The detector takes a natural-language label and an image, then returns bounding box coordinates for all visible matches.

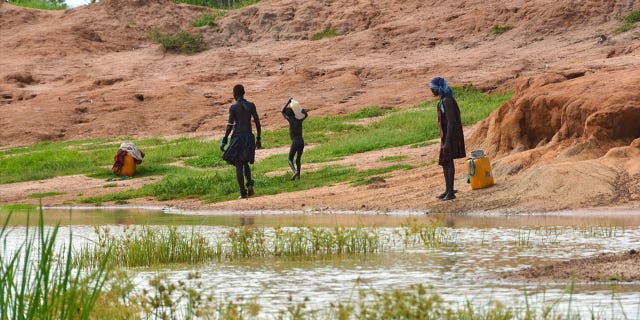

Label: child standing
[281,98,308,180]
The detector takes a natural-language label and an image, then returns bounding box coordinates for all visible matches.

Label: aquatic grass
[0,209,111,319]
[513,228,532,247]
[77,225,386,268]
[273,226,382,257]
[75,225,218,268]
[400,216,457,248]
[578,224,623,238]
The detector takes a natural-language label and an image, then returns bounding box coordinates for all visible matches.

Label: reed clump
[400,217,457,248]
[76,225,384,268]
[75,225,218,268]
[0,210,110,319]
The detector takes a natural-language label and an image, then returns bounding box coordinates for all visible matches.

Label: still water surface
[3,208,640,318]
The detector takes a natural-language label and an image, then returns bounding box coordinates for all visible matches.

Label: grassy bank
[0,87,512,205]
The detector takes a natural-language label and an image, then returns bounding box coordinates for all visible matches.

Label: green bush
[310,28,340,41]
[148,30,207,54]
[613,9,640,33]
[491,24,513,34]
[625,9,640,23]
[191,12,224,27]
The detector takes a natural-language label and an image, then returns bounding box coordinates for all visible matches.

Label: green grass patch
[27,191,66,198]
[148,30,207,54]
[175,0,260,9]
[8,0,66,9]
[491,24,513,34]
[613,9,640,33]
[191,11,224,27]
[625,9,640,23]
[310,27,340,41]
[613,22,636,33]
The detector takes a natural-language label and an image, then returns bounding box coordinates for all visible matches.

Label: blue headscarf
[429,77,453,113]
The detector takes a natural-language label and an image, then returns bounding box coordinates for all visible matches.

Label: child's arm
[281,98,293,120]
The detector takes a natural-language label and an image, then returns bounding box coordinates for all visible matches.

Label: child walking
[281,98,308,180]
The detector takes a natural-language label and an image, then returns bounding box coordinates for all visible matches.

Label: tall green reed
[76,225,385,268]
[0,208,110,319]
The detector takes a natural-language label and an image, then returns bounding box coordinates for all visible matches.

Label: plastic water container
[119,153,137,177]
[467,150,494,190]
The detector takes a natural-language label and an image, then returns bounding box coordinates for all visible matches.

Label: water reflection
[2,207,640,228]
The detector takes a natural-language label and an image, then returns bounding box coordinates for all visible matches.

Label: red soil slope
[0,0,638,212]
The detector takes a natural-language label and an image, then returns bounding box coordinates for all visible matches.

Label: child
[281,98,308,180]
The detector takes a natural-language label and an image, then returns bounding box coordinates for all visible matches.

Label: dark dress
[437,95,466,165]
[222,99,261,166]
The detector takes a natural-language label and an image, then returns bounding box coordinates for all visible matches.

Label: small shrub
[613,22,635,34]
[148,30,206,54]
[491,24,513,34]
[191,12,223,27]
[625,9,640,23]
[310,28,340,41]
[613,9,640,33]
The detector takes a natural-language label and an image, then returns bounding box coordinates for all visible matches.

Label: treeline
[175,0,260,9]
[7,0,67,9]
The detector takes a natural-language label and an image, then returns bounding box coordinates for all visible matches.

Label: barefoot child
[281,98,308,180]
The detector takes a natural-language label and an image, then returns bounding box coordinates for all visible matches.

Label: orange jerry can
[119,153,137,177]
[467,150,494,190]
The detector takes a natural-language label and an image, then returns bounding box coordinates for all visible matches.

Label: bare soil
[1,0,640,280]
[503,249,640,283]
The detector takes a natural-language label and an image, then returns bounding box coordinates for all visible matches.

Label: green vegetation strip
[75,218,454,268]
[0,87,512,205]
[175,0,260,9]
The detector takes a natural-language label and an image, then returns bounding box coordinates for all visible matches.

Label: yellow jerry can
[467,155,494,190]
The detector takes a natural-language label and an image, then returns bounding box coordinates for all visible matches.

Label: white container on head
[289,99,305,120]
[470,149,485,159]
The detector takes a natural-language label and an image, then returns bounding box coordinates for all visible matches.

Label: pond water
[3,208,640,319]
